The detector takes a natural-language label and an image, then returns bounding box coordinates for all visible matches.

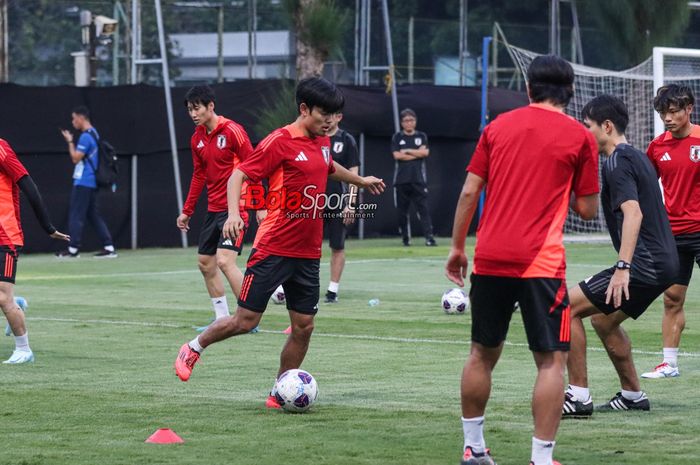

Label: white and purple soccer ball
[270,285,286,305]
[274,369,319,413]
[441,288,469,314]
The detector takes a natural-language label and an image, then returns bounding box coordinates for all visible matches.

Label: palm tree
[285,0,347,78]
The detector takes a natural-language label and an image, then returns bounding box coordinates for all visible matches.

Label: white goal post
[653,46,700,137]
[505,44,700,234]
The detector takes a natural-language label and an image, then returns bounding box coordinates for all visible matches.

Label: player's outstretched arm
[223,169,249,239]
[446,172,484,287]
[329,161,385,195]
[17,175,69,241]
[605,200,641,308]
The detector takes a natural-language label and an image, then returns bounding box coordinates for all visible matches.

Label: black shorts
[673,232,700,286]
[469,274,571,352]
[579,267,670,319]
[0,246,20,284]
[324,209,347,250]
[238,249,320,314]
[198,211,246,255]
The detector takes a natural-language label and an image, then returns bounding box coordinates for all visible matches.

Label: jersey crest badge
[333,141,344,153]
[690,145,700,163]
[414,137,422,146]
[217,134,227,149]
[322,146,330,164]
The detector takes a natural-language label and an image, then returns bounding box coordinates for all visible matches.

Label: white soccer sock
[531,437,555,465]
[328,281,339,293]
[188,336,204,353]
[212,296,229,319]
[620,389,643,401]
[567,384,590,401]
[663,347,678,366]
[104,245,115,252]
[68,246,78,254]
[14,333,30,351]
[461,416,486,454]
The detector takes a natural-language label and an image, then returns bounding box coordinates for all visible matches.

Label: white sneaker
[3,349,34,364]
[641,361,679,379]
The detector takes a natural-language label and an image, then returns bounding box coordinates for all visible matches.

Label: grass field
[0,238,698,465]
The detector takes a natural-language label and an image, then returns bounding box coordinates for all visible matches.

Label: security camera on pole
[71,10,118,86]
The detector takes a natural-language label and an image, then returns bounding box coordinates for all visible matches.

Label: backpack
[84,130,119,190]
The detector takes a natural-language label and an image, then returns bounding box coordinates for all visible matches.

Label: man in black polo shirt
[323,113,359,303]
[562,95,678,418]
[391,108,436,246]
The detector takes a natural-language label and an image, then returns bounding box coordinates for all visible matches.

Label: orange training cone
[145,428,184,444]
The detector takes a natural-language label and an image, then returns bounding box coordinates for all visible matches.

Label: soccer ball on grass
[270,285,285,305]
[441,288,469,314]
[274,369,318,413]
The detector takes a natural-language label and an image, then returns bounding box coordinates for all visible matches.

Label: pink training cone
[283,326,292,335]
[145,428,184,444]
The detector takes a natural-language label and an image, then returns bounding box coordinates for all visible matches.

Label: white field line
[19,259,605,281]
[26,316,700,358]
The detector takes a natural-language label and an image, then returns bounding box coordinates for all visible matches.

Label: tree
[285,0,347,78]
[580,0,690,68]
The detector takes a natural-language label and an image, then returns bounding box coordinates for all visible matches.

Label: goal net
[504,45,700,234]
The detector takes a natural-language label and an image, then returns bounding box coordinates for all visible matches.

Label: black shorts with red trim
[673,232,700,286]
[469,274,571,352]
[0,245,20,284]
[238,249,320,314]
[579,267,671,319]
[198,211,247,255]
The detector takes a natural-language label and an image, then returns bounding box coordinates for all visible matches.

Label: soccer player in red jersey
[0,138,69,364]
[562,96,677,419]
[641,85,700,379]
[176,86,257,331]
[174,78,385,407]
[446,56,599,465]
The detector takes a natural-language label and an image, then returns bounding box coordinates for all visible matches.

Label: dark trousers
[69,185,113,250]
[395,183,433,242]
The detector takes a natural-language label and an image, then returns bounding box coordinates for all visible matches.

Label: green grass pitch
[0,239,698,465]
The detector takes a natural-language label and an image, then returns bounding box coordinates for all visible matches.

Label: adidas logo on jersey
[660,152,672,161]
[295,152,309,161]
[196,140,204,149]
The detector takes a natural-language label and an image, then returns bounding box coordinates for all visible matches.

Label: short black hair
[184,85,216,107]
[653,84,695,113]
[295,77,345,114]
[72,106,90,120]
[526,55,575,106]
[581,95,629,135]
[400,108,417,120]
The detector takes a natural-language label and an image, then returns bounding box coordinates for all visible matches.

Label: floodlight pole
[380,0,399,133]
[154,0,186,247]
[477,36,492,220]
[458,0,468,86]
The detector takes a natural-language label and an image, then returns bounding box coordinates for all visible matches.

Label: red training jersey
[183,116,254,220]
[0,138,29,248]
[239,124,335,260]
[646,125,700,236]
[467,104,599,278]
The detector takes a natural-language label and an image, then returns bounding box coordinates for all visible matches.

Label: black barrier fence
[2,81,527,253]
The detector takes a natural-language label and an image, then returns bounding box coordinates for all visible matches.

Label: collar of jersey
[663,124,700,142]
[198,116,229,138]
